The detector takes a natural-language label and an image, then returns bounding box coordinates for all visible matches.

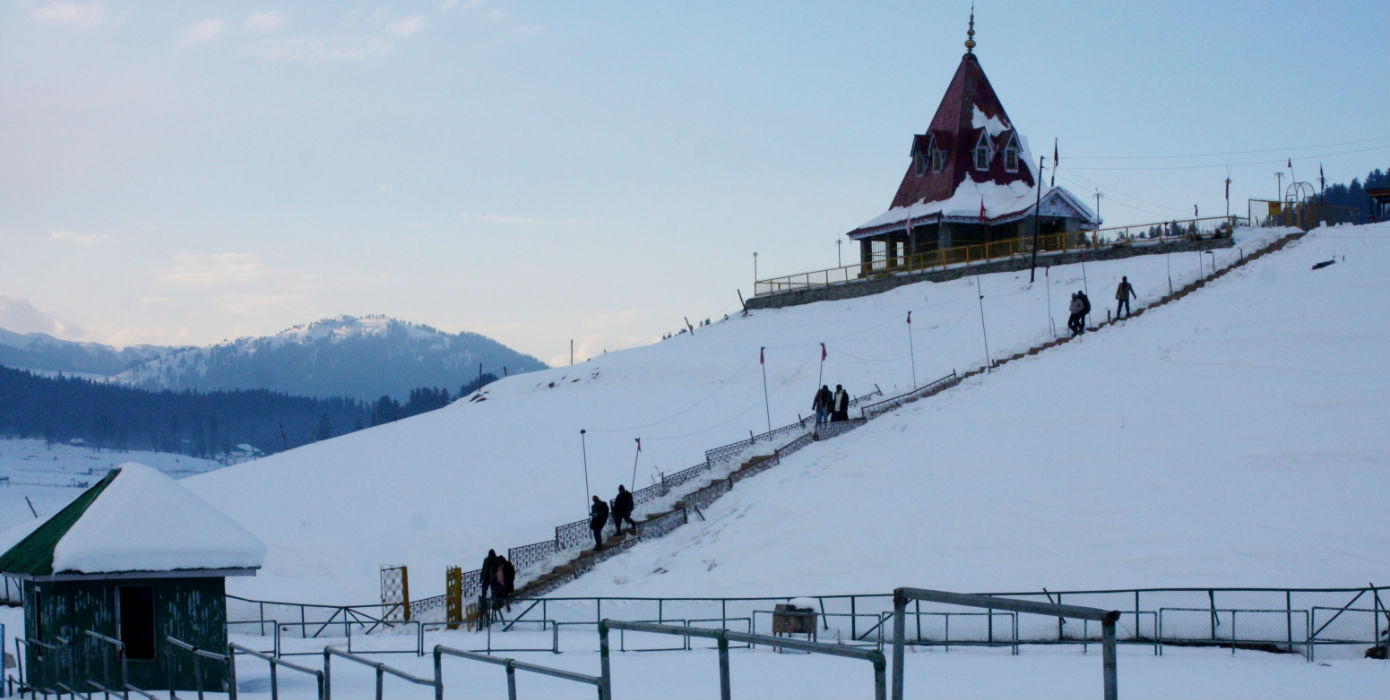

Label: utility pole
[753,252,758,289]
[836,239,842,267]
[1275,172,1283,202]
[1094,190,1102,230]
[1028,155,1046,283]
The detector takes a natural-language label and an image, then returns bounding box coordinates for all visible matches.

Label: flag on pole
[635,437,641,452]
[820,342,827,361]
[1287,158,1292,169]
[1051,139,1058,187]
[760,347,764,365]
[979,197,986,224]
[1319,163,1325,191]
[906,311,912,325]
[1225,177,1230,201]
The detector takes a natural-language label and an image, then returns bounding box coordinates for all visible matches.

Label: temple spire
[964,4,976,54]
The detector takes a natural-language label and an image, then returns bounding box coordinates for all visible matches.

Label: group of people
[478,549,516,623]
[1067,276,1138,337]
[811,384,851,425]
[589,484,636,551]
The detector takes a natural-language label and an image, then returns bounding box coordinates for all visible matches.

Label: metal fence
[755,216,1244,296]
[858,371,959,420]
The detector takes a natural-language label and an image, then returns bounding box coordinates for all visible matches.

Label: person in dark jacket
[479,549,499,624]
[1115,276,1136,318]
[812,385,833,425]
[493,555,516,613]
[1068,292,1084,336]
[612,485,636,536]
[831,384,849,422]
[1079,291,1092,331]
[589,495,609,551]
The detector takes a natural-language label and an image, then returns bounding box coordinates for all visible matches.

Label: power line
[1067,137,1389,161]
[1065,145,1387,172]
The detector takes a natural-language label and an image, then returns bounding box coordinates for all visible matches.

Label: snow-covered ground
[0,439,224,532]
[3,224,1387,698]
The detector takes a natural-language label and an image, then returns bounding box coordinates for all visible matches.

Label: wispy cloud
[439,0,488,10]
[29,1,106,27]
[461,211,577,226]
[240,35,392,64]
[215,293,310,315]
[243,10,285,34]
[178,18,225,46]
[50,228,109,245]
[160,252,268,287]
[385,16,425,38]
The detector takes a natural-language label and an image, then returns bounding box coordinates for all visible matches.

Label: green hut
[0,462,265,694]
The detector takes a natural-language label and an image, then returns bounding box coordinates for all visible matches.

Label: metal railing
[755,215,1243,297]
[433,645,605,700]
[165,635,232,700]
[858,371,959,420]
[229,643,325,700]
[322,647,437,700]
[599,620,887,700]
[891,588,1119,700]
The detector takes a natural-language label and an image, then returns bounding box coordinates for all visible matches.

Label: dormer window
[973,132,993,171]
[1003,133,1020,172]
[932,144,948,172]
[914,150,927,177]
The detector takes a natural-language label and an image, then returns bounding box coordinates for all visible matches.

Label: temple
[846,10,1098,269]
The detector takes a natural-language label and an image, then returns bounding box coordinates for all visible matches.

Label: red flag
[635,437,641,452]
[1053,138,1058,168]
[759,347,764,365]
[1225,177,1230,201]
[820,342,827,361]
[979,198,986,224]
[906,311,912,325]
[1287,158,1292,169]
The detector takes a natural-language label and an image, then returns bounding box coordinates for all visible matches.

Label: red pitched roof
[891,52,1035,210]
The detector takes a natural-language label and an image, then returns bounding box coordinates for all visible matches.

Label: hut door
[118,585,156,660]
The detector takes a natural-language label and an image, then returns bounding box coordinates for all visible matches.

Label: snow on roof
[970,105,1010,137]
[50,462,265,574]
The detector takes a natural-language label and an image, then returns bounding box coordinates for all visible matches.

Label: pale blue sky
[2,0,1386,365]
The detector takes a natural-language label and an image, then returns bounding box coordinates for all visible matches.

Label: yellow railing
[754,215,1244,297]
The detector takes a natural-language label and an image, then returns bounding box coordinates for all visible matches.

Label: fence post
[891,589,906,700]
[433,647,444,700]
[717,630,731,700]
[323,648,332,700]
[505,660,517,700]
[598,621,612,700]
[1102,615,1118,700]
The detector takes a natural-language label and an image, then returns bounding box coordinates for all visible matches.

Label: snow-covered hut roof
[0,462,265,579]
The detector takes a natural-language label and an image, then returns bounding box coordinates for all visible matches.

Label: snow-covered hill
[110,314,547,401]
[174,225,1389,606]
[0,327,173,376]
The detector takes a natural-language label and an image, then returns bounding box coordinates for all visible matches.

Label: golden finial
[965,3,976,53]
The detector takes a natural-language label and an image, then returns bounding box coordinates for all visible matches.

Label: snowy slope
[181,226,1388,606]
[557,224,1390,596]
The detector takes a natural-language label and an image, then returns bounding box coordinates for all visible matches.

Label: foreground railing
[599,620,886,700]
[433,645,605,700]
[892,588,1119,700]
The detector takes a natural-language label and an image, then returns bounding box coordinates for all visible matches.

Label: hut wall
[23,577,227,692]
